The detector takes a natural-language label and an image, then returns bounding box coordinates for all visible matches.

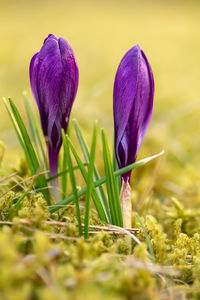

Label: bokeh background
[0,0,200,210]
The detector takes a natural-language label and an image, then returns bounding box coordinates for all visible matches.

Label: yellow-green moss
[1,172,200,299]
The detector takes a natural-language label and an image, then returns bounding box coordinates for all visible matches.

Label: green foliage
[4,98,50,204]
[24,93,48,170]
[84,122,98,239]
[73,119,109,215]
[62,131,82,236]
[4,95,162,235]
[101,129,123,227]
[66,128,109,223]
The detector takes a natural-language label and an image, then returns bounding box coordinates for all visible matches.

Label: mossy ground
[0,160,200,300]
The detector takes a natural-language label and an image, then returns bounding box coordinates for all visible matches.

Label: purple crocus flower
[30,34,79,176]
[113,44,154,182]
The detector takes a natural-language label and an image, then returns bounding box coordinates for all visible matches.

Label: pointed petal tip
[44,34,58,44]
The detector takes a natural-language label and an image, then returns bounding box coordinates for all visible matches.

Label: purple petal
[29,34,79,175]
[57,37,79,131]
[113,45,140,157]
[113,45,154,180]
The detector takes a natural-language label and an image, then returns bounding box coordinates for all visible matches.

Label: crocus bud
[30,34,79,176]
[113,44,154,182]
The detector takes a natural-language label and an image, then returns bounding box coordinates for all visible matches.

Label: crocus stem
[120,179,132,251]
[48,150,59,202]
[120,179,132,229]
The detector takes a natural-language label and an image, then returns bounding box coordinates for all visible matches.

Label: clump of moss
[165,197,200,235]
[0,191,15,219]
[18,192,50,223]
[1,164,200,300]
[145,215,168,264]
[135,214,168,264]
[133,242,149,261]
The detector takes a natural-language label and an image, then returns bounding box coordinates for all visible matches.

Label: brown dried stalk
[0,218,140,235]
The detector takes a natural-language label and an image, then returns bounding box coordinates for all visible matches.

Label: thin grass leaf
[3,98,32,167]
[49,188,87,214]
[84,122,98,239]
[49,151,164,214]
[61,144,68,199]
[101,129,123,226]
[24,93,48,170]
[67,135,110,223]
[135,213,156,263]
[113,139,121,194]
[60,124,71,198]
[5,98,50,204]
[8,98,39,173]
[73,119,110,217]
[47,163,88,182]
[62,130,82,236]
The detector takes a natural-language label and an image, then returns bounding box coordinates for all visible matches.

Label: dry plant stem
[0,172,17,184]
[0,219,139,235]
[0,171,48,198]
[120,179,132,229]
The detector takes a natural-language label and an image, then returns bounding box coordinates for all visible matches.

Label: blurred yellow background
[0,0,200,207]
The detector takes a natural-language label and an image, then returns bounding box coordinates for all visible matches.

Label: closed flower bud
[30,34,79,175]
[113,44,154,182]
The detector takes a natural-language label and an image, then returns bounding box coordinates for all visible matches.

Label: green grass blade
[3,98,32,168]
[73,119,89,160]
[112,139,121,194]
[62,130,82,236]
[6,98,50,204]
[67,135,110,223]
[24,93,48,170]
[47,163,88,182]
[135,213,156,263]
[84,122,98,239]
[49,151,164,214]
[8,98,38,173]
[61,144,68,199]
[73,119,110,216]
[101,129,123,227]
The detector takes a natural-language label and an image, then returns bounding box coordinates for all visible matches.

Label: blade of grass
[3,98,32,168]
[24,93,48,170]
[61,145,68,199]
[49,151,164,214]
[62,130,82,236]
[5,98,50,204]
[73,119,110,217]
[60,125,71,198]
[47,163,88,182]
[113,138,121,194]
[84,122,98,239]
[67,135,110,223]
[135,213,156,263]
[101,129,123,227]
